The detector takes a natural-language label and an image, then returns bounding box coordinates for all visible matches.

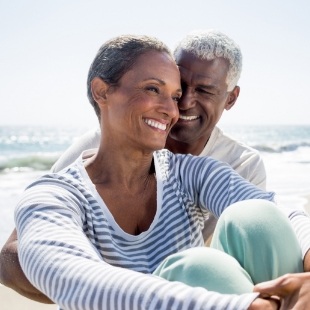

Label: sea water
[1,124,310,248]
[0,125,94,247]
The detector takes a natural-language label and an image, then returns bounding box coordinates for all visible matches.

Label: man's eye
[196,88,208,94]
[198,88,216,96]
[181,82,188,91]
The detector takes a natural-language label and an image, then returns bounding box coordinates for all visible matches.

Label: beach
[1,124,310,308]
[0,284,57,310]
[305,196,310,214]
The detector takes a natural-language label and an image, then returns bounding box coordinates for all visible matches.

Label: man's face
[168,50,238,151]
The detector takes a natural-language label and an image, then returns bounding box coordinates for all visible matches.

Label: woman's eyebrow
[143,77,182,93]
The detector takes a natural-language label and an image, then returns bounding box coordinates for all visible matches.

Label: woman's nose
[159,96,179,120]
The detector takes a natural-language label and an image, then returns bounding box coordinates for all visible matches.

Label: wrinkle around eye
[146,86,159,94]
[196,88,215,96]
[172,96,181,103]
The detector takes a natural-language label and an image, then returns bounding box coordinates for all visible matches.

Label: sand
[0,284,57,310]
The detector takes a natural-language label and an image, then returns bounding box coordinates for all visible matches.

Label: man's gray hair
[173,30,242,91]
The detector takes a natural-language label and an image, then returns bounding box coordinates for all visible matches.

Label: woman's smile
[143,118,168,131]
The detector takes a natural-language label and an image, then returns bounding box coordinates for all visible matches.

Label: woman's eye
[173,96,181,103]
[146,86,159,93]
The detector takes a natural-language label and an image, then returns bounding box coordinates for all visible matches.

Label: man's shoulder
[206,126,261,157]
[203,127,266,188]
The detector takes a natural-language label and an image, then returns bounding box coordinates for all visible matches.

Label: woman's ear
[91,77,110,105]
[225,86,240,111]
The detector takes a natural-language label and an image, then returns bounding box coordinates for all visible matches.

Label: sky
[1,0,310,128]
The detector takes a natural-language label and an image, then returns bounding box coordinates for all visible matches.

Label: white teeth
[179,115,199,120]
[144,119,167,130]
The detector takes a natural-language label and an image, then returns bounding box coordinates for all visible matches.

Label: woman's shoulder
[154,149,222,179]
[25,162,83,194]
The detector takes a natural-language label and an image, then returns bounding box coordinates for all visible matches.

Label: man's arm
[0,229,53,303]
[51,128,101,172]
[254,272,310,309]
[303,249,310,272]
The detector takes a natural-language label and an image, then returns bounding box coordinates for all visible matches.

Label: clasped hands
[252,251,310,309]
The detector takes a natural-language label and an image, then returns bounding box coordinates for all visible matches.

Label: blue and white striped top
[15,149,310,310]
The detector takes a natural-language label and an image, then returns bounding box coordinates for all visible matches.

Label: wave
[252,142,310,153]
[1,141,310,172]
[0,154,59,172]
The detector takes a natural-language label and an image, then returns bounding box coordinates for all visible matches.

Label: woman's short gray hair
[87,34,173,120]
[173,30,242,91]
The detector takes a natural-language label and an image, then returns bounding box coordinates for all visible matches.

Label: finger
[253,280,289,298]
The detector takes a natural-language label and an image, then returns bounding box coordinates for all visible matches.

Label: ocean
[1,124,310,248]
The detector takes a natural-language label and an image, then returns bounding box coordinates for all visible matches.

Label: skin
[2,51,239,303]
[1,48,310,309]
[85,50,181,235]
[0,50,181,303]
[166,50,239,156]
[253,272,310,309]
[0,230,49,302]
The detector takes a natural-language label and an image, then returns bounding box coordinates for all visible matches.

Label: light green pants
[153,199,303,294]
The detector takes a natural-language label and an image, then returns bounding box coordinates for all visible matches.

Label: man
[0,29,266,303]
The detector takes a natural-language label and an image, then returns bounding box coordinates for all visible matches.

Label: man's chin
[168,130,194,143]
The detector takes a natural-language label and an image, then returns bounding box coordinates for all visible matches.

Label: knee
[221,199,278,218]
[218,199,288,233]
[154,247,253,293]
[210,200,303,283]
[154,247,228,281]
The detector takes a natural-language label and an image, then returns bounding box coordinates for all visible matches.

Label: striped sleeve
[175,154,275,218]
[175,153,310,260]
[15,178,258,310]
[284,208,310,258]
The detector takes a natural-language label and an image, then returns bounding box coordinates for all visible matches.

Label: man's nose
[178,89,196,110]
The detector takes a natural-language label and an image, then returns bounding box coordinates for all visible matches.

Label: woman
[15,34,310,309]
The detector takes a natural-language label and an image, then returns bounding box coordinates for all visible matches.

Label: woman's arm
[0,229,53,303]
[15,178,259,310]
[191,155,310,259]
[286,209,310,262]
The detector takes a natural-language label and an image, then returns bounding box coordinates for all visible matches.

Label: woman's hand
[253,272,310,309]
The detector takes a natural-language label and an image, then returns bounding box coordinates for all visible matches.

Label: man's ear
[225,86,240,111]
[91,77,110,106]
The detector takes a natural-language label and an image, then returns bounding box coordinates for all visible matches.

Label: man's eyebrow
[179,68,219,90]
[198,84,218,90]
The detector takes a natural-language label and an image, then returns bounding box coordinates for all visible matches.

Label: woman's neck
[84,145,155,187]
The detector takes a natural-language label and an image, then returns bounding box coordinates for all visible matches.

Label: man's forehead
[178,56,229,83]
[178,65,211,80]
[177,64,229,93]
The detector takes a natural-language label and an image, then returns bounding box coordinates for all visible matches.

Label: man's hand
[0,229,53,304]
[303,249,310,272]
[253,272,310,310]
[248,297,280,310]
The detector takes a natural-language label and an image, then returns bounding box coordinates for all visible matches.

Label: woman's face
[102,50,182,152]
